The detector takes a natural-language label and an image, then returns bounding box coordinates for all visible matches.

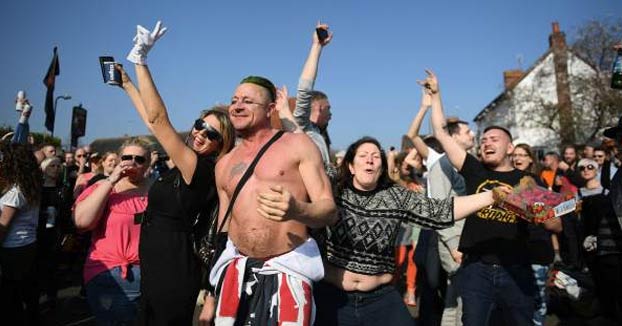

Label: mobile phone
[316,27,329,43]
[99,56,121,85]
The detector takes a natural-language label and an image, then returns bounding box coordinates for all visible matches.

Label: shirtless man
[208,76,336,325]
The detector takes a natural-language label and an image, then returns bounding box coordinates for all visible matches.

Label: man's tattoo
[230,162,248,179]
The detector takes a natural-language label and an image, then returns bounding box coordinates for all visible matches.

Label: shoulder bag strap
[217,130,285,233]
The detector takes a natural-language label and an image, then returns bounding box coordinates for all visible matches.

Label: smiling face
[190,114,223,155]
[228,83,274,135]
[348,142,383,191]
[479,128,514,168]
[563,147,577,165]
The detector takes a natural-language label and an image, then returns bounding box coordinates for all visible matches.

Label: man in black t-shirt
[423,70,561,326]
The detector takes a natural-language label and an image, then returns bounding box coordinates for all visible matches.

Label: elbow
[325,205,338,226]
[73,210,95,232]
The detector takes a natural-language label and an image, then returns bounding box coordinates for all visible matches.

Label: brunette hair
[336,136,393,195]
[0,142,42,204]
[199,109,236,160]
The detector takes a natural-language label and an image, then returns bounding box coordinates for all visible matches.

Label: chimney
[503,70,523,89]
[549,21,566,50]
[549,21,575,144]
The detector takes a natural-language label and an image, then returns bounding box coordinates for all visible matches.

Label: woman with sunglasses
[117,21,235,325]
[577,158,622,323]
[74,138,152,324]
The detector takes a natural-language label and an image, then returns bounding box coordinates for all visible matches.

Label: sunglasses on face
[578,164,596,171]
[193,119,222,142]
[121,155,146,165]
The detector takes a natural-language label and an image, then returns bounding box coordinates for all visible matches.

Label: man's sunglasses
[121,155,146,165]
[193,119,222,142]
[578,164,596,171]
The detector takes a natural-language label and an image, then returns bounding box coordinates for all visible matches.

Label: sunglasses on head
[121,155,146,164]
[193,119,222,142]
[578,164,596,171]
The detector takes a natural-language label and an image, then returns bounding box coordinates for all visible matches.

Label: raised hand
[313,22,333,47]
[275,86,290,114]
[114,64,131,88]
[127,20,168,65]
[417,69,439,95]
[257,185,299,222]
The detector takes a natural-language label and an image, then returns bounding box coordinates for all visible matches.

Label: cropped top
[326,183,454,275]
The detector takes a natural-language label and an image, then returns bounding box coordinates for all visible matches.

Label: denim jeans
[313,281,415,326]
[86,265,141,326]
[531,264,550,326]
[457,260,536,326]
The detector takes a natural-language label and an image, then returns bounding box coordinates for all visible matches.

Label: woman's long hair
[0,142,42,204]
[199,108,236,160]
[336,136,393,196]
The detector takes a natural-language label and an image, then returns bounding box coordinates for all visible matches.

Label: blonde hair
[119,137,153,166]
[40,156,61,172]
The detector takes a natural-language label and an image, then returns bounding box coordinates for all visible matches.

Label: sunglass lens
[194,119,205,131]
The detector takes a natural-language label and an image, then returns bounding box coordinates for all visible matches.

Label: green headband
[239,76,276,102]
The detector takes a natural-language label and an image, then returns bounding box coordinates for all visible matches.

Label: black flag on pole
[43,47,60,133]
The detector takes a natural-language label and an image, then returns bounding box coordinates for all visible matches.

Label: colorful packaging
[498,176,576,223]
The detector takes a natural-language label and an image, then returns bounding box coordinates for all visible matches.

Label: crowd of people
[1,20,621,326]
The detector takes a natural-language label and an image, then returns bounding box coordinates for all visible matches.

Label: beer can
[102,61,121,85]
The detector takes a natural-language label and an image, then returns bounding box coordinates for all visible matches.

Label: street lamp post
[52,94,71,138]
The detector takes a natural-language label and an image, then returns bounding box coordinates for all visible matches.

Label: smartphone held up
[316,27,329,43]
[99,56,121,86]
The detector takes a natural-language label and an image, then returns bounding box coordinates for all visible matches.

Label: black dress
[137,155,217,325]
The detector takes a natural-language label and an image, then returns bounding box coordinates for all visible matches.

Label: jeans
[314,281,415,326]
[457,260,536,326]
[531,264,549,326]
[86,265,141,326]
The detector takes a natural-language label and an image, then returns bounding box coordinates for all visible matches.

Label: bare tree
[570,18,622,142]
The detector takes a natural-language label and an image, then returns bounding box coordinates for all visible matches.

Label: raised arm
[293,22,332,131]
[406,91,431,159]
[126,21,198,185]
[423,70,467,171]
[116,65,154,135]
[274,86,301,132]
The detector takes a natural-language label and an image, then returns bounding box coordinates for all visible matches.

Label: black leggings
[0,242,39,325]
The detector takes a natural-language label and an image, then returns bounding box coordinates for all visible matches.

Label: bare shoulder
[279,132,317,154]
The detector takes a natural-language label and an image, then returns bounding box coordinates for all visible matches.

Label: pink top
[75,183,147,284]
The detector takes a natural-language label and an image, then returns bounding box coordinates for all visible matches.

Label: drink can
[102,61,121,85]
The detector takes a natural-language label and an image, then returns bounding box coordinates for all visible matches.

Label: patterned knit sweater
[326,184,454,275]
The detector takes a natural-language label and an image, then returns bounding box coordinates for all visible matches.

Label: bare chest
[223,146,301,195]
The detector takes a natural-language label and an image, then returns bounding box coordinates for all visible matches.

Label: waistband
[344,282,394,301]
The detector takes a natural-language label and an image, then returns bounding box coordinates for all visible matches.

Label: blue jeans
[314,281,415,326]
[86,265,141,326]
[531,264,549,326]
[457,260,536,326]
